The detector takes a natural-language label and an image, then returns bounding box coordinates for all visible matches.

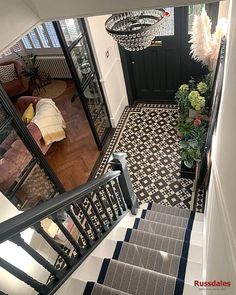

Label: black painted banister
[0,170,120,243]
[0,152,138,295]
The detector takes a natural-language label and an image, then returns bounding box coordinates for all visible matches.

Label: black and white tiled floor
[95,103,204,213]
[49,103,205,281]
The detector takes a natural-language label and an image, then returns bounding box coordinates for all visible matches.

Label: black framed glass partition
[53,19,112,149]
[0,87,64,210]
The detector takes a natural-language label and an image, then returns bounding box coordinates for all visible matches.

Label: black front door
[121,6,206,103]
[129,7,182,101]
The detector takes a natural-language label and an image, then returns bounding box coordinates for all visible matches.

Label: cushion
[0,64,18,84]
[22,103,35,124]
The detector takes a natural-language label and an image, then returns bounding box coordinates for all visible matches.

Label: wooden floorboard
[46,80,100,191]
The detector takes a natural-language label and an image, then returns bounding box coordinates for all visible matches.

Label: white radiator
[36,55,72,79]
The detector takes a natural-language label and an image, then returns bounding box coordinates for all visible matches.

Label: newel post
[109,152,139,215]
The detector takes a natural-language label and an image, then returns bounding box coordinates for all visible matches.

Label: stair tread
[97,259,184,295]
[125,228,189,258]
[134,218,190,240]
[84,282,132,295]
[142,209,193,229]
[147,203,193,219]
[113,241,187,279]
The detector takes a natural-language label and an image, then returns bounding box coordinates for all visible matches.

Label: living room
[0,17,126,210]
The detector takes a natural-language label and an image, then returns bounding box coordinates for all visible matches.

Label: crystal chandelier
[105,9,169,51]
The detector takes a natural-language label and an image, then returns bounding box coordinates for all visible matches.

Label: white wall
[218,0,229,19]
[0,0,40,54]
[86,15,128,127]
[0,192,20,222]
[24,0,218,21]
[203,0,236,293]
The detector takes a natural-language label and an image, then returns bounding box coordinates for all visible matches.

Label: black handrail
[0,170,120,244]
[0,152,139,295]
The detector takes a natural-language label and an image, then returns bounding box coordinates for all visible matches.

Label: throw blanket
[32,99,66,145]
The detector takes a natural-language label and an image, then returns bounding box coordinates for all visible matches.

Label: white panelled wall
[203,0,236,294]
[86,15,128,127]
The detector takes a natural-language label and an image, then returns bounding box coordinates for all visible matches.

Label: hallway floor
[94,103,204,212]
[46,80,100,191]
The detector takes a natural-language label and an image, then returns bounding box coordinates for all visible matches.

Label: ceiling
[0,0,219,53]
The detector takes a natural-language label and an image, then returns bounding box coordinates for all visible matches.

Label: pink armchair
[15,96,51,155]
[0,60,28,98]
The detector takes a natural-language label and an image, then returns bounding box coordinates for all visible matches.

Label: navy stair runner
[83,203,195,295]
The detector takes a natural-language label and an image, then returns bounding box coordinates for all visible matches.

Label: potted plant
[180,139,201,179]
[15,52,39,78]
[175,78,209,179]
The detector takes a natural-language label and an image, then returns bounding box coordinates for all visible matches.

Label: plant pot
[189,109,199,119]
[180,161,196,179]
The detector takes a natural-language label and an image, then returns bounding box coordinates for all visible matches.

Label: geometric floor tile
[94,103,204,212]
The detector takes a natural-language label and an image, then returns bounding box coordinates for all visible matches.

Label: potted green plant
[15,52,39,78]
[180,139,201,179]
[175,78,209,179]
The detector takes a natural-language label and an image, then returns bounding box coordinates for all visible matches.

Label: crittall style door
[0,87,64,210]
[53,19,112,149]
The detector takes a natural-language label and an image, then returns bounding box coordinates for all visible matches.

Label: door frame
[119,7,184,105]
[53,19,112,150]
[120,4,219,105]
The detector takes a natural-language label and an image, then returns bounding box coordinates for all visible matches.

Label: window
[0,42,22,59]
[22,22,60,50]
[156,7,174,37]
[59,18,83,46]
[188,4,205,34]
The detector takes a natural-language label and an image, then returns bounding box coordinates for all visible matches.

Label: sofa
[0,60,28,98]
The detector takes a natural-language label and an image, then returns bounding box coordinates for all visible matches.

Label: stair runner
[83,203,195,295]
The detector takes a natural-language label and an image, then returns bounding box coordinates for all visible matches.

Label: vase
[180,161,196,180]
[189,109,199,119]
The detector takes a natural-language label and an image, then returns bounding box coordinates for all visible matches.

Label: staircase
[0,153,203,295]
[57,202,203,295]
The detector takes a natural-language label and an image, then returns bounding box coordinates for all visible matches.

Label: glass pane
[36,25,50,48]
[15,163,55,210]
[188,4,205,34]
[156,7,174,37]
[84,76,110,140]
[29,30,41,48]
[0,114,56,209]
[60,18,83,46]
[0,104,8,126]
[22,36,32,49]
[0,121,33,194]
[70,37,92,83]
[44,22,61,48]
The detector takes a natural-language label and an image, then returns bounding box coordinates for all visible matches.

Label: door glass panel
[59,18,83,46]
[15,163,55,210]
[58,18,112,146]
[156,7,174,36]
[0,104,8,125]
[188,4,205,34]
[0,121,32,194]
[70,37,93,84]
[84,75,110,140]
[0,98,58,210]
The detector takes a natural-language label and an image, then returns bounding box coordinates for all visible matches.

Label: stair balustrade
[0,153,138,295]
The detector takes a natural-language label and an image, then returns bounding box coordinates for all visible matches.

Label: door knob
[131,61,135,64]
